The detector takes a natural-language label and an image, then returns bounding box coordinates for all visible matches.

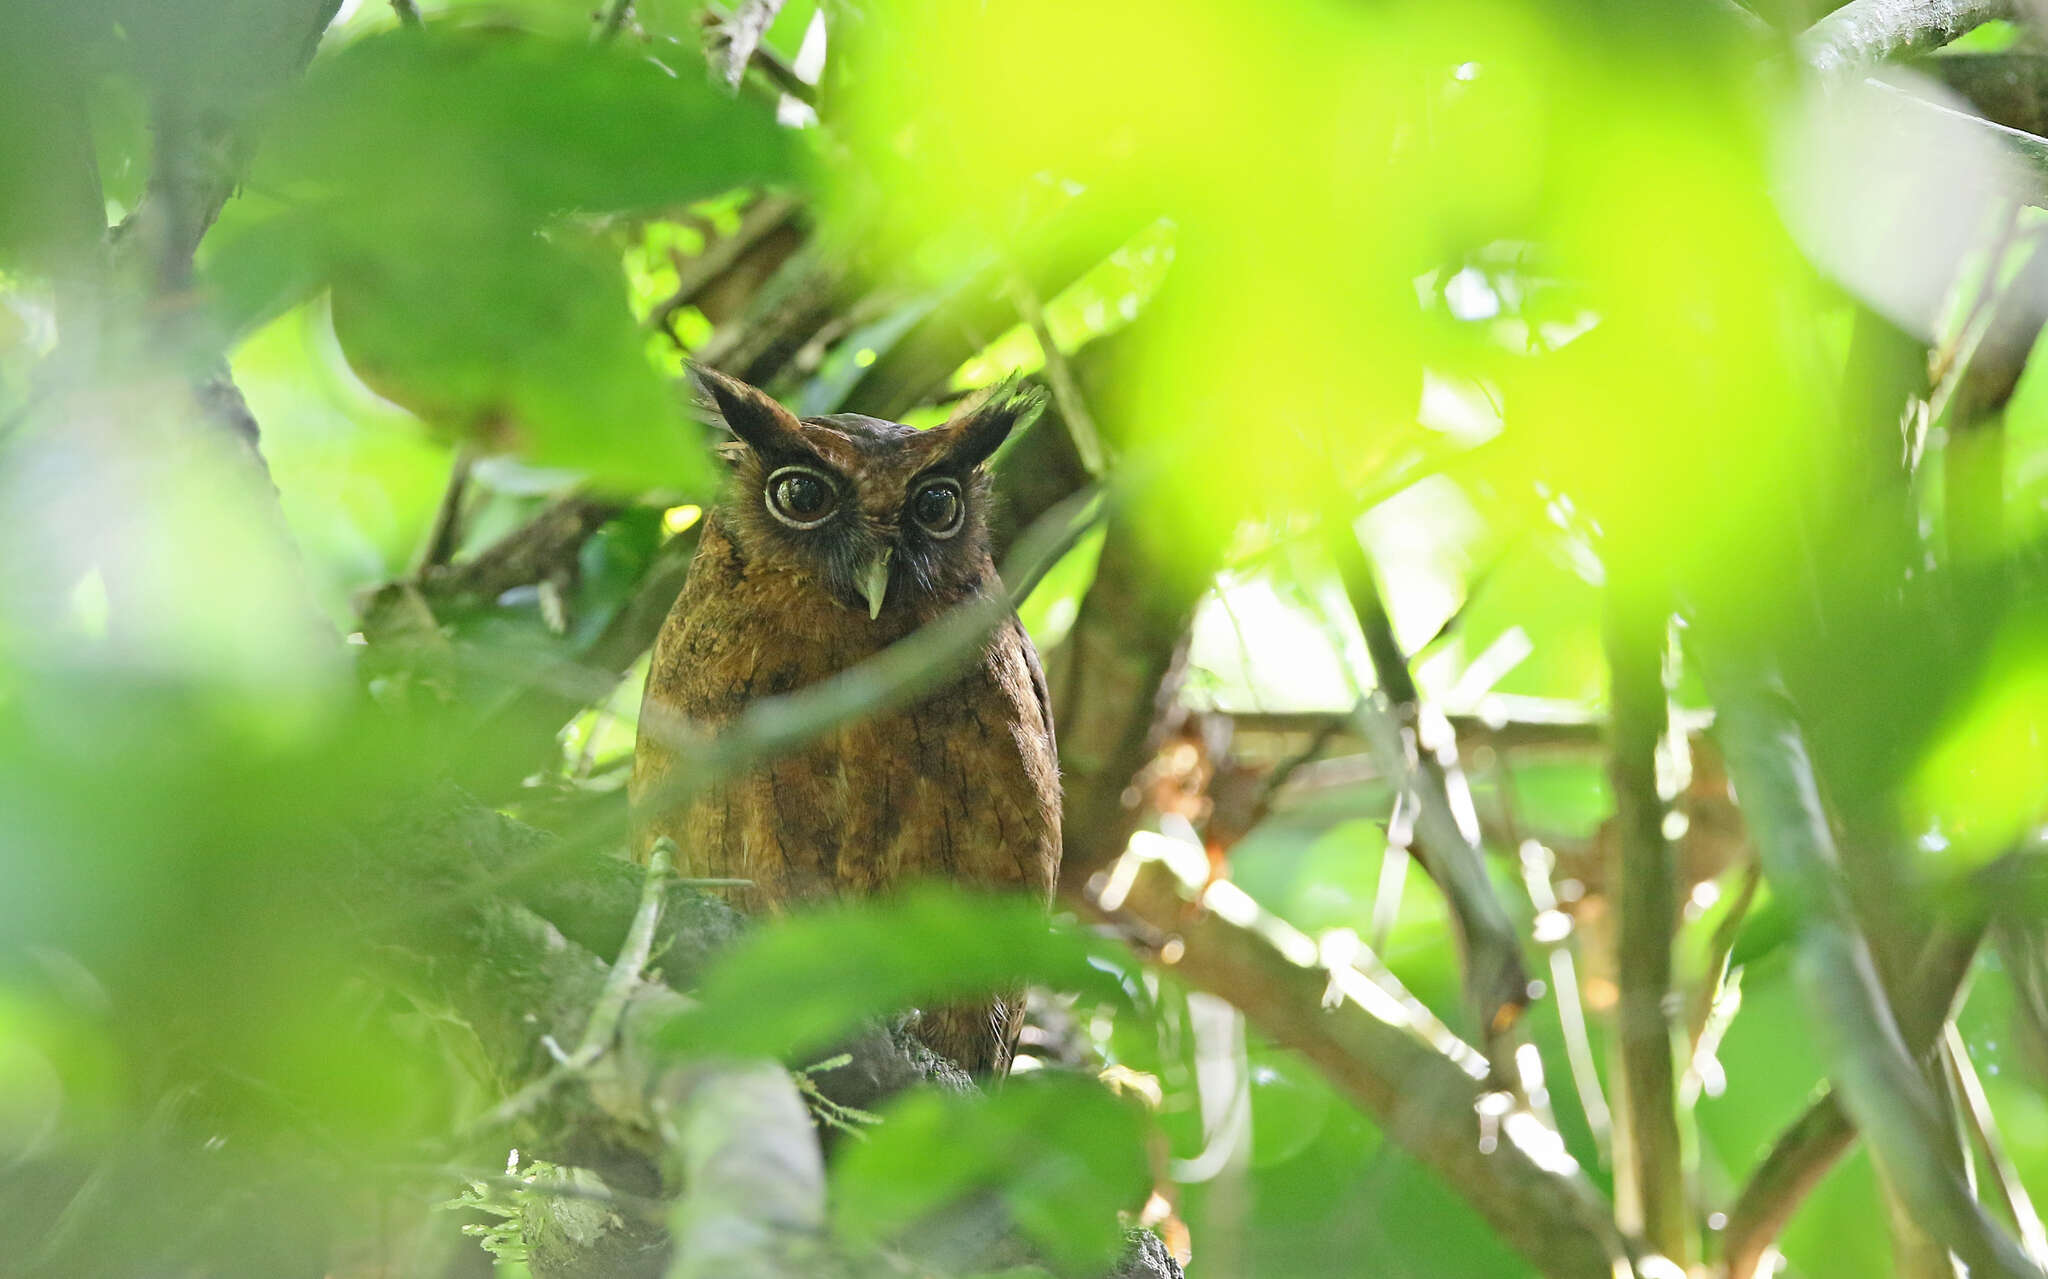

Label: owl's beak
[858,548,893,620]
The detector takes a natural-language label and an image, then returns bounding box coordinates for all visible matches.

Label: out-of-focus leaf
[204,24,802,489]
[1727,887,1795,971]
[1246,1047,1331,1169]
[0,7,113,270]
[1909,606,2048,867]
[1694,942,1881,1279]
[661,890,1138,1063]
[231,301,451,607]
[326,233,707,490]
[250,27,800,235]
[0,981,120,1165]
[1448,532,1605,704]
[1209,1055,1538,1278]
[1775,72,2020,343]
[1015,526,1105,652]
[831,1071,1150,1276]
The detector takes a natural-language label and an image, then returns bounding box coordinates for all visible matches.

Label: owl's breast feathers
[630,516,1063,916]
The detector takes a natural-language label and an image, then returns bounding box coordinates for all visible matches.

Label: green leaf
[0,11,108,271]
[831,1072,1151,1276]
[250,26,802,235]
[204,23,802,488]
[658,889,1136,1063]
[1246,1047,1332,1169]
[326,232,708,491]
[1728,888,1795,970]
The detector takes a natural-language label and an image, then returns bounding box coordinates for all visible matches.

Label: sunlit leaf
[1246,1047,1332,1169]
[661,890,1137,1063]
[252,26,801,234]
[204,24,803,488]
[326,232,708,491]
[831,1071,1150,1275]
[1909,609,2048,866]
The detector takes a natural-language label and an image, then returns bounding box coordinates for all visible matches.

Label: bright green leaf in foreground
[1910,608,2048,866]
[831,1071,1151,1276]
[203,25,804,490]
[250,26,800,235]
[661,889,1138,1063]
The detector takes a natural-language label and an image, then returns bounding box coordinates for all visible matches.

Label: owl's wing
[1010,613,1057,764]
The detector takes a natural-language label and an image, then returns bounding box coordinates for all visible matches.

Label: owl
[630,367,1062,1076]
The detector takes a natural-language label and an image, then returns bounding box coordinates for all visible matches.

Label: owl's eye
[909,479,965,538]
[765,466,838,529]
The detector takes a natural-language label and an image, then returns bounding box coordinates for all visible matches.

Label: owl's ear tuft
[935,377,1048,472]
[690,363,811,461]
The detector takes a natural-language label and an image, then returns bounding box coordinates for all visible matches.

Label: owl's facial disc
[858,547,893,620]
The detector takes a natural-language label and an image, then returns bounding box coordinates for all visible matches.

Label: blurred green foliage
[661,891,1143,1064]
[833,1072,1152,1275]
[3,0,2048,1277]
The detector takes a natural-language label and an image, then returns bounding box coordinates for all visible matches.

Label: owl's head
[694,366,1046,620]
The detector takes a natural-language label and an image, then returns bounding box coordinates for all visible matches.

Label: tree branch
[595,0,635,43]
[416,494,623,607]
[705,0,787,90]
[1800,0,2014,82]
[1327,522,1533,1070]
[1924,52,2048,137]
[1944,1021,2048,1264]
[1718,844,2048,1277]
[700,2,819,105]
[1091,844,1639,1279]
[1702,652,2041,1279]
[470,839,676,1135]
[643,194,805,339]
[661,1060,827,1279]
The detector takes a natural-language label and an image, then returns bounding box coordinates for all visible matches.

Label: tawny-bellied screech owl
[629,367,1061,1076]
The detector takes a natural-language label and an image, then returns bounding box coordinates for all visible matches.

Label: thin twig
[1327,521,1532,1078]
[1923,53,2048,137]
[1490,755,1610,1151]
[1944,1022,2048,1264]
[413,494,620,605]
[1689,860,1762,1053]
[593,0,633,42]
[1721,906,1989,1279]
[1012,276,1108,477]
[1247,709,1351,818]
[708,0,786,89]
[1703,650,2040,1279]
[390,0,423,27]
[1604,594,1689,1264]
[414,447,472,577]
[1515,837,1614,1161]
[469,840,673,1131]
[698,2,820,104]
[568,836,672,1064]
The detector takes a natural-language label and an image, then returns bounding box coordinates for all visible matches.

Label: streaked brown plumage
[629,367,1060,1076]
